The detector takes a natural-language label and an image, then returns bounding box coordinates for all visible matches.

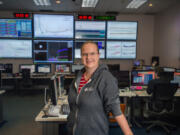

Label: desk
[135,88,180,97]
[35,96,68,135]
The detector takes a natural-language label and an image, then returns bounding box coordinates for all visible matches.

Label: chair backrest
[22,69,31,80]
[151,82,178,112]
[153,83,178,100]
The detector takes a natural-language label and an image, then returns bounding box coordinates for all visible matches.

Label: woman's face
[81,43,100,70]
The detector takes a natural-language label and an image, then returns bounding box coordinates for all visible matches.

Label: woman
[67,41,133,135]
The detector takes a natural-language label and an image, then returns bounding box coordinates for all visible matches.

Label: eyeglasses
[81,52,99,57]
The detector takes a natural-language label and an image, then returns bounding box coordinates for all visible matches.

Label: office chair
[20,69,33,88]
[144,82,178,134]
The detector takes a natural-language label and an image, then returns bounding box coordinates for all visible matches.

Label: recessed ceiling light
[82,0,99,7]
[126,0,147,9]
[56,0,61,4]
[0,1,3,5]
[33,0,51,6]
[149,3,153,7]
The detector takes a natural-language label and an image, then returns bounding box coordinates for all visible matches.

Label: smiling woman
[67,41,133,135]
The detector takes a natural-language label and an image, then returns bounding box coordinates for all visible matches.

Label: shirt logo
[84,87,94,92]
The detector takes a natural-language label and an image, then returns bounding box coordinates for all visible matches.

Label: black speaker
[152,56,159,66]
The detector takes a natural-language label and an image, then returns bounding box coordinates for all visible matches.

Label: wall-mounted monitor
[131,70,155,86]
[33,40,73,63]
[0,19,32,38]
[74,40,105,59]
[0,39,32,58]
[107,21,137,40]
[19,64,35,73]
[106,41,136,59]
[33,14,74,38]
[75,21,106,39]
[35,64,51,74]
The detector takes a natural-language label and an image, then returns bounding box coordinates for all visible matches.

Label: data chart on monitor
[34,14,74,38]
[0,39,32,58]
[33,40,73,63]
[107,21,137,40]
[0,19,32,38]
[106,41,136,59]
[75,21,106,39]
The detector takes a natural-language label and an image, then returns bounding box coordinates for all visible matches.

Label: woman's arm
[115,114,133,135]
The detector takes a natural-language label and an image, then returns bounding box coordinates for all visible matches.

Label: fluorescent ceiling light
[126,0,147,9]
[33,0,51,6]
[82,0,99,7]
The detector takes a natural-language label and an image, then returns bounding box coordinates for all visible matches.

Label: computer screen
[49,76,58,105]
[172,72,180,87]
[71,64,84,73]
[2,64,13,73]
[74,40,105,58]
[33,40,73,63]
[163,67,176,72]
[0,19,32,38]
[33,14,74,38]
[106,41,136,59]
[75,21,106,39]
[36,64,51,73]
[131,70,155,86]
[56,64,70,73]
[107,21,137,40]
[19,64,35,73]
[0,64,4,70]
[116,71,130,88]
[0,39,32,58]
[107,64,120,72]
[133,60,140,67]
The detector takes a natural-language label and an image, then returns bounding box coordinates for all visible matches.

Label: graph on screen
[33,40,73,63]
[75,21,106,39]
[107,21,137,40]
[0,39,32,58]
[34,14,74,38]
[106,41,136,59]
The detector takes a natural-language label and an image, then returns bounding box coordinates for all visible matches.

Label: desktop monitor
[131,70,155,86]
[33,14,74,38]
[163,67,176,72]
[33,40,74,63]
[133,60,140,67]
[19,64,35,73]
[35,64,51,74]
[107,64,120,72]
[2,64,13,73]
[172,72,180,88]
[49,76,58,105]
[0,64,4,70]
[74,40,105,58]
[56,64,70,73]
[71,64,84,73]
